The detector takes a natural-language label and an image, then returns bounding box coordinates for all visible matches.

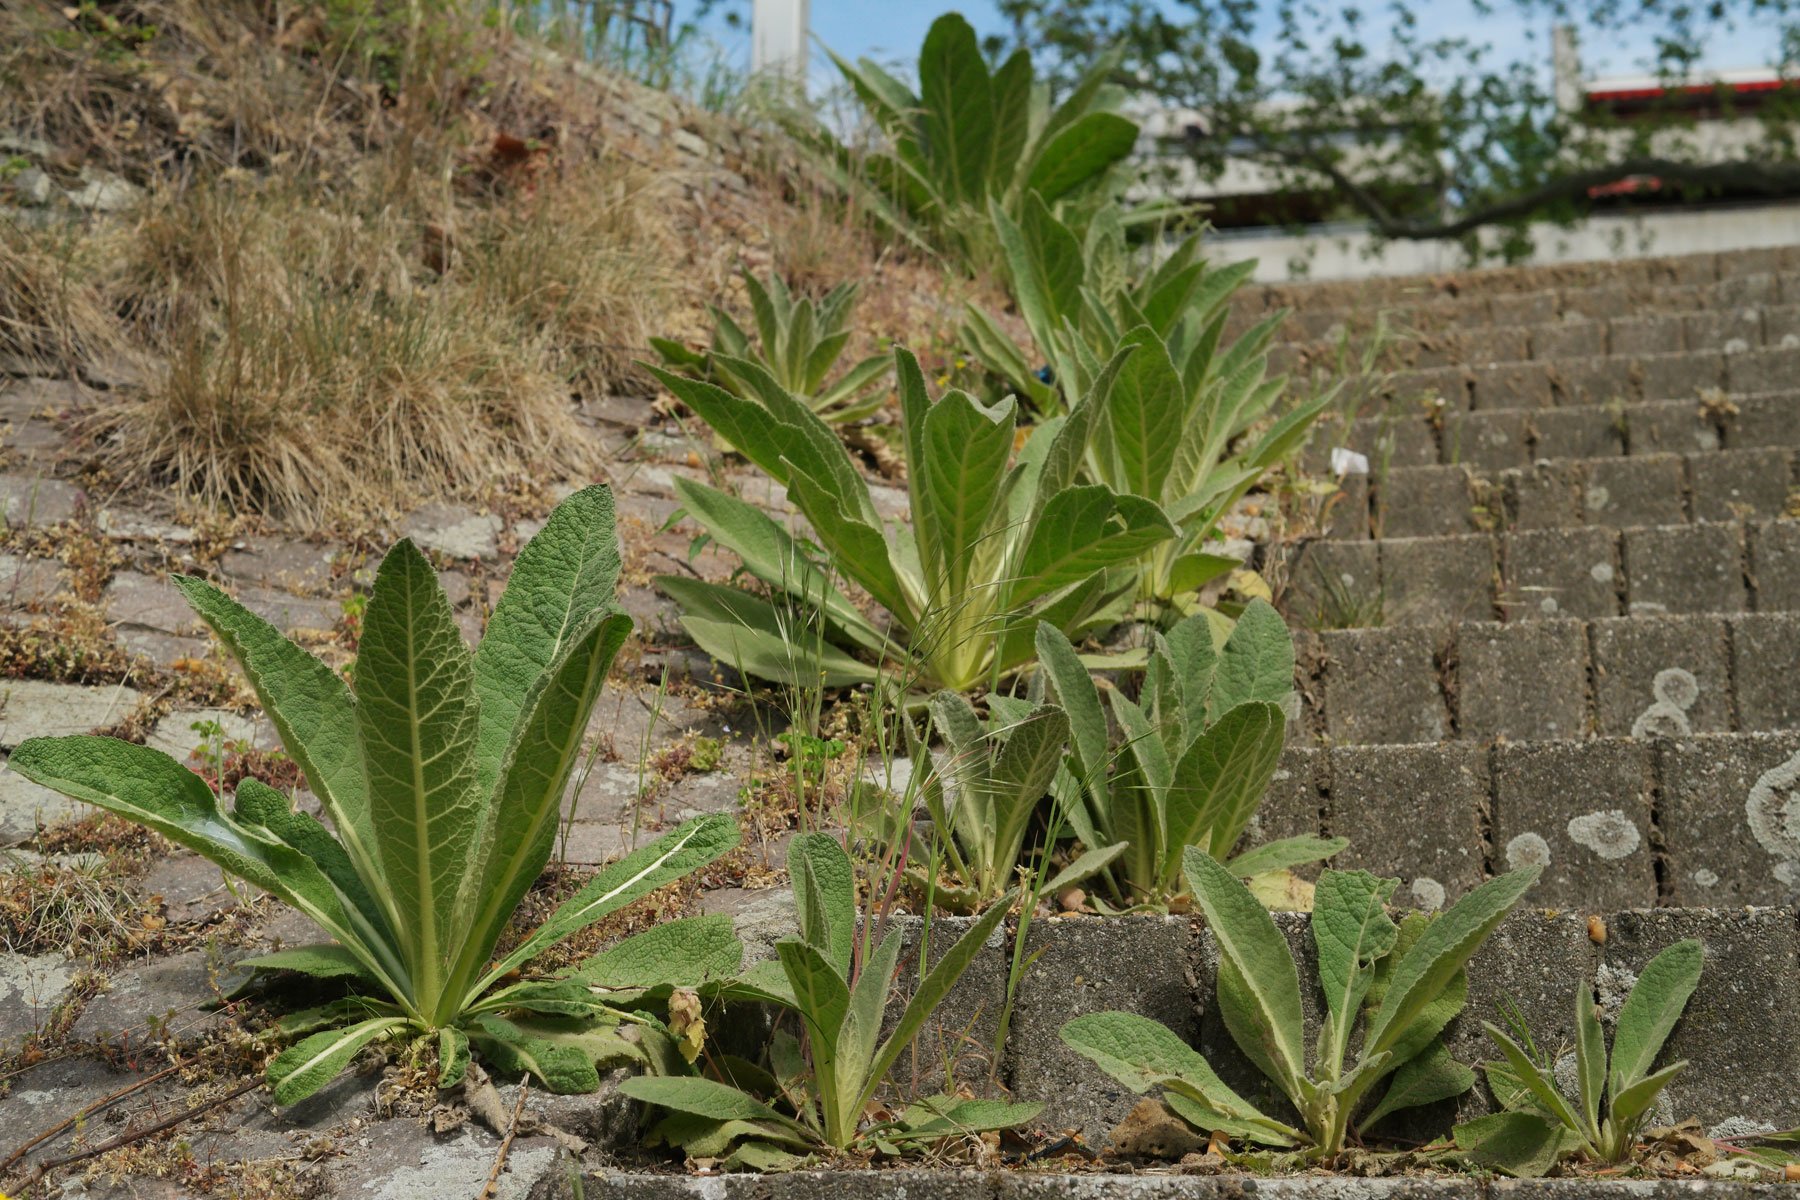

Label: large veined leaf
[913,390,1014,603]
[7,735,406,1001]
[1183,847,1306,1096]
[1311,870,1400,1061]
[1024,111,1138,202]
[267,1016,408,1104]
[466,1014,602,1094]
[355,539,483,1016]
[574,915,744,993]
[1357,1041,1475,1132]
[1010,487,1176,606]
[171,576,381,908]
[916,12,994,205]
[1365,867,1540,1058]
[1162,700,1286,878]
[1607,938,1703,1099]
[1059,1011,1296,1144]
[476,813,739,995]
[1209,601,1295,720]
[621,1075,803,1128]
[656,576,880,690]
[1456,1111,1580,1177]
[1092,326,1185,504]
[788,832,857,977]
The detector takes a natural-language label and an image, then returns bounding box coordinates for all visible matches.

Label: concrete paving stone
[1318,472,1371,541]
[1502,462,1585,531]
[1385,365,1472,411]
[400,503,502,560]
[1381,535,1497,626]
[216,536,339,593]
[1716,271,1782,306]
[1496,1184,1791,1200]
[0,679,145,749]
[94,508,197,544]
[1471,361,1554,410]
[1350,412,1440,468]
[0,1057,192,1170]
[1749,519,1800,610]
[1455,620,1590,742]
[326,1119,565,1200]
[880,914,1010,1088]
[1248,746,1327,856]
[1685,305,1764,352]
[235,585,343,635]
[71,946,244,1045]
[1558,285,1636,321]
[1325,743,1487,902]
[1603,907,1800,1127]
[1320,626,1448,745]
[0,765,84,841]
[1529,318,1601,360]
[1725,393,1800,450]
[1010,916,1202,1141]
[1637,350,1725,401]
[1761,302,1800,346]
[1377,465,1478,538]
[1455,325,1533,366]
[1591,615,1732,737]
[1490,290,1558,326]
[1527,407,1626,459]
[1501,527,1621,620]
[144,706,271,762]
[1729,613,1800,731]
[1448,912,1600,1115]
[0,550,67,607]
[1491,741,1657,910]
[1444,409,1531,469]
[1551,356,1636,407]
[1275,540,1381,629]
[1688,448,1792,522]
[1659,731,1800,905]
[104,569,204,636]
[1726,346,1800,396]
[1582,454,1688,527]
[1623,524,1748,615]
[1609,314,1687,357]
[0,472,79,526]
[1627,399,1722,455]
[137,850,241,925]
[0,949,75,1053]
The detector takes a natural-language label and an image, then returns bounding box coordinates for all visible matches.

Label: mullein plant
[655,346,1174,693]
[622,833,1039,1169]
[1035,603,1345,910]
[11,487,739,1100]
[651,269,892,424]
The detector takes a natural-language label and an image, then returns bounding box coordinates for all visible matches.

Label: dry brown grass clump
[0,220,124,374]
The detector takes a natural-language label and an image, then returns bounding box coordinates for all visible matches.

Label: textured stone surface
[1591,615,1731,737]
[1728,613,1800,731]
[1456,620,1589,742]
[1502,527,1620,620]
[0,950,74,1052]
[1491,740,1657,909]
[70,947,241,1045]
[326,1119,566,1200]
[400,503,503,560]
[1382,536,1496,626]
[1625,524,1748,615]
[1657,732,1800,906]
[0,472,79,526]
[1749,519,1800,611]
[1604,907,1800,1127]
[0,763,84,840]
[0,679,144,748]
[1584,455,1686,528]
[1377,466,1476,538]
[1010,917,1200,1141]
[1689,448,1791,522]
[1319,628,1447,744]
[1326,743,1487,903]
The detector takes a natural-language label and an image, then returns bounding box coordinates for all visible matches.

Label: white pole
[752,0,810,85]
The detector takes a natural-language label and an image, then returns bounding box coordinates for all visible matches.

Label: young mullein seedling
[873,690,1120,913]
[653,346,1174,692]
[10,487,740,1102]
[621,834,1040,1170]
[650,269,892,424]
[1062,851,1541,1159]
[1455,939,1705,1177]
[1036,605,1345,910]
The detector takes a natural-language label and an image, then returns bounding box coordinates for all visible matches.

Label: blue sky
[670,1,1775,84]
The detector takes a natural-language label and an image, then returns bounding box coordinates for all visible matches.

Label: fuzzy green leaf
[788,832,857,977]
[268,1016,408,1105]
[1608,938,1703,1100]
[438,1026,470,1089]
[1358,1042,1475,1133]
[1455,1111,1577,1178]
[573,914,744,993]
[1208,601,1294,721]
[1312,869,1400,1056]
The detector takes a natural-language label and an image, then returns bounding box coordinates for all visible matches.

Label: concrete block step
[588,1175,1800,1199]
[1286,611,1800,743]
[1277,523,1800,621]
[1269,299,1799,376]
[607,898,1800,1145]
[1310,450,1797,539]
[1306,392,1800,479]
[1367,346,1799,413]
